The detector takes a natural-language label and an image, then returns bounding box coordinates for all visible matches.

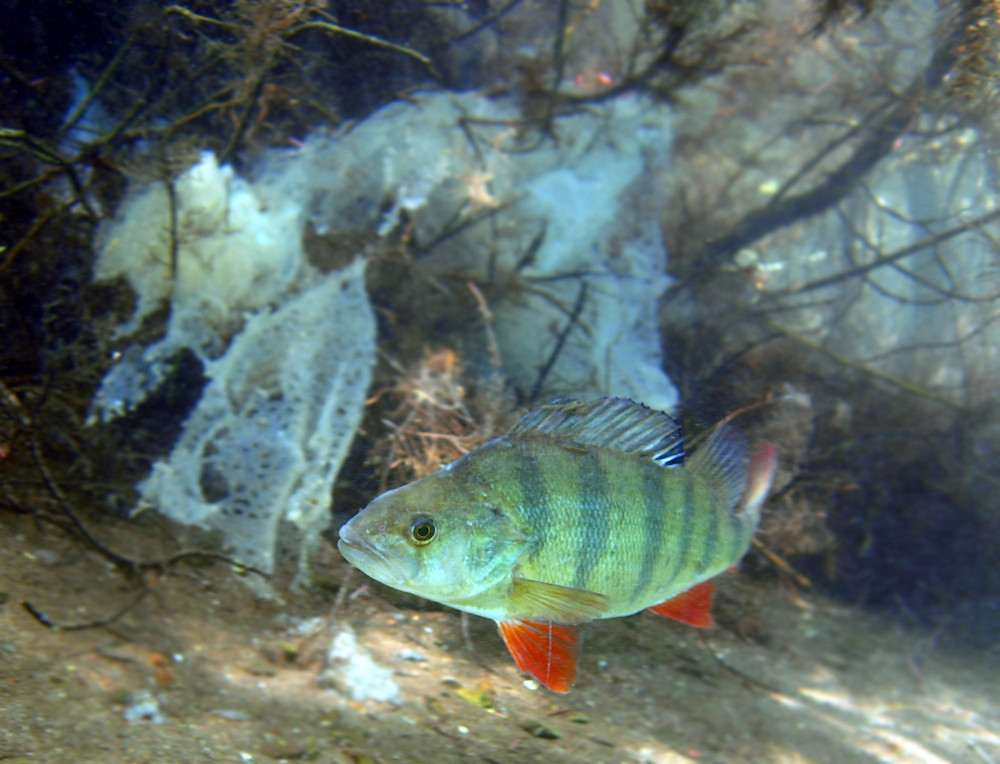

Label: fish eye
[409,516,436,545]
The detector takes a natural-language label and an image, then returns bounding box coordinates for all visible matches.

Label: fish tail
[738,442,778,529]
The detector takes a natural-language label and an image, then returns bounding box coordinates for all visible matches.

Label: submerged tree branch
[762,319,967,411]
[772,208,1000,296]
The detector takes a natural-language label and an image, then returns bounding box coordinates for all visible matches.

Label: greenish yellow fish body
[339,398,777,692]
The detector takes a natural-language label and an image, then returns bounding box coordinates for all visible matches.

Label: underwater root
[1,379,268,632]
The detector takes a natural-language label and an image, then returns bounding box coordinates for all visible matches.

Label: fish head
[338,465,526,608]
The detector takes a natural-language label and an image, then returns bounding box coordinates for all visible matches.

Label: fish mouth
[337,522,410,585]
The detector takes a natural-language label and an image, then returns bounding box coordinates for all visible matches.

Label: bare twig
[288,21,438,77]
[530,281,587,401]
[449,0,526,44]
[22,589,150,632]
[762,318,968,411]
[774,208,1000,296]
[1,379,269,634]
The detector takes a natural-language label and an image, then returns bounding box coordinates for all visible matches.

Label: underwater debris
[421,93,677,408]
[84,88,677,588]
[2,375,272,629]
[3,0,997,667]
[135,258,375,588]
[89,151,306,418]
[123,689,167,724]
[87,139,381,587]
[322,627,401,704]
[368,347,514,491]
[163,0,436,160]
[84,86,680,589]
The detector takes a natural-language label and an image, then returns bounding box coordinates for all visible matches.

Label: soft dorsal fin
[685,425,748,512]
[509,398,685,467]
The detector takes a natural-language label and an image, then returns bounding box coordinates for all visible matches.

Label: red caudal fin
[647,580,715,627]
[498,619,579,693]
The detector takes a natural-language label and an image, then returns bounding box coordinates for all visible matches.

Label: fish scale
[492,438,747,619]
[338,397,777,693]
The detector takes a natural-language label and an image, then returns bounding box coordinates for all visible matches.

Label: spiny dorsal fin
[509,398,685,467]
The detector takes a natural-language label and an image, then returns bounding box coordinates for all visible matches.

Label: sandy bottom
[1,513,997,764]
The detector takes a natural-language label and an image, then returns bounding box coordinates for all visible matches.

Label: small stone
[123,690,166,724]
[522,721,560,740]
[213,709,250,721]
[394,648,427,662]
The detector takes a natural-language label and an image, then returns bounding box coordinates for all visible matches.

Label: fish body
[339,398,777,692]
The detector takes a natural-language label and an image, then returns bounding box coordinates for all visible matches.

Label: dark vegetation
[2,0,999,645]
[659,0,1000,644]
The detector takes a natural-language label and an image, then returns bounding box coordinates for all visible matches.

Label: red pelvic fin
[647,580,715,627]
[498,619,579,693]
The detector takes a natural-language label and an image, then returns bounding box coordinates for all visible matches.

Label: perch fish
[338,397,777,692]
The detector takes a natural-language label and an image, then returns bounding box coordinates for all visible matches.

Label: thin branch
[57,39,133,142]
[288,21,438,77]
[0,207,59,276]
[0,129,97,218]
[763,318,967,411]
[1,380,269,587]
[219,72,267,163]
[774,208,1000,296]
[530,281,587,401]
[22,589,150,632]
[449,0,526,44]
[765,101,894,210]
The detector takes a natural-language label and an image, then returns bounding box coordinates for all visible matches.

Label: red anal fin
[498,619,578,693]
[647,580,715,627]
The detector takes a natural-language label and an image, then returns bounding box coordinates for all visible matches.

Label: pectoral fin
[647,580,715,627]
[509,576,608,624]
[498,619,579,693]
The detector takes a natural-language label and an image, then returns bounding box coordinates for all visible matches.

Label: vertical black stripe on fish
[516,443,549,559]
[695,493,720,575]
[663,470,696,586]
[574,449,611,590]
[709,510,732,574]
[632,463,666,602]
[720,509,742,569]
[730,510,752,564]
